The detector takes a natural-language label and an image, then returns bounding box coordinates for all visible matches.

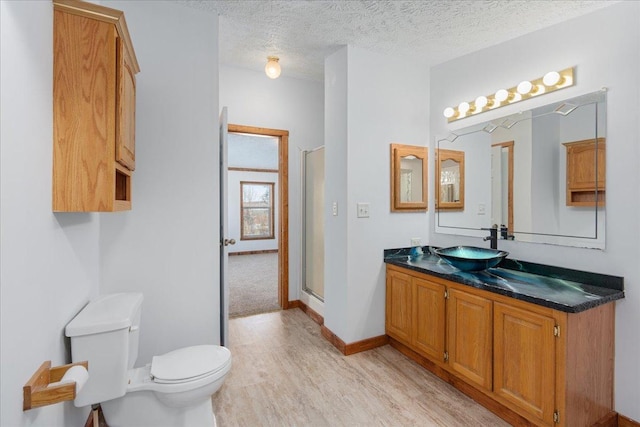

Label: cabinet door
[412,278,446,360]
[116,38,136,171]
[447,288,492,389]
[386,269,412,344]
[493,302,555,425]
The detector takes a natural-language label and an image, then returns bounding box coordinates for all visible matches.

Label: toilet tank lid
[66,293,143,337]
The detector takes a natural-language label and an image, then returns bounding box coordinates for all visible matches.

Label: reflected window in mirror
[390,143,428,212]
[436,149,465,210]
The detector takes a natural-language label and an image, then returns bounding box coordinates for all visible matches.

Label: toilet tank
[65,293,143,407]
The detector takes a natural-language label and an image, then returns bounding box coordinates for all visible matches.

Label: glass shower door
[303,147,324,300]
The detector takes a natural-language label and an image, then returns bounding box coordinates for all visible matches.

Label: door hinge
[554,325,560,337]
[444,351,449,362]
[553,410,560,423]
[444,290,449,299]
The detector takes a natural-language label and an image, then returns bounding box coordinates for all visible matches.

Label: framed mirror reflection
[435,90,606,248]
[390,143,428,212]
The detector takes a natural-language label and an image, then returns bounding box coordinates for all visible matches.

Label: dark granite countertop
[384,246,624,313]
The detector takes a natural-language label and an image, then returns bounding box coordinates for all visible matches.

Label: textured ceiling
[180,0,618,81]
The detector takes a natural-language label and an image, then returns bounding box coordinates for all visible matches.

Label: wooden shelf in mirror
[563,138,605,207]
[390,144,428,212]
[436,149,465,210]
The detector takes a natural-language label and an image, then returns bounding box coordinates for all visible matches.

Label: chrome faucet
[482,225,498,249]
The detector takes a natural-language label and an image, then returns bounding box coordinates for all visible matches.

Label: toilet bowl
[65,293,232,427]
[101,345,232,427]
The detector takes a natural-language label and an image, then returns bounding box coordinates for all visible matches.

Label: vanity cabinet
[52,0,140,212]
[493,303,556,425]
[385,269,413,343]
[385,264,615,427]
[563,138,605,207]
[412,277,445,360]
[447,289,493,390]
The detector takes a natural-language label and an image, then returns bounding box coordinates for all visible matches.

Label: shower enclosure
[302,147,324,301]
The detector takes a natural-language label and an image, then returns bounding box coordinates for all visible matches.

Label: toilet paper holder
[23,360,88,411]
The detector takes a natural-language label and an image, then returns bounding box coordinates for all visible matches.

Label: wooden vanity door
[385,268,412,344]
[493,302,556,425]
[447,288,493,390]
[116,37,136,171]
[412,278,446,360]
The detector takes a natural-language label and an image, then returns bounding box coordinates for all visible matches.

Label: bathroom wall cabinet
[385,264,615,427]
[563,138,605,207]
[52,0,139,212]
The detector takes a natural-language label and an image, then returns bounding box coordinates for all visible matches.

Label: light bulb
[495,89,510,103]
[458,101,470,114]
[265,56,281,79]
[517,80,533,95]
[443,107,455,118]
[475,96,488,109]
[543,71,561,86]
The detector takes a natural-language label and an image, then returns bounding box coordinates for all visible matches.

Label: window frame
[240,181,275,241]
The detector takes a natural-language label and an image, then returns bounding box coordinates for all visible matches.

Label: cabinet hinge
[444,290,449,299]
[444,351,449,362]
[553,410,560,423]
[553,325,560,337]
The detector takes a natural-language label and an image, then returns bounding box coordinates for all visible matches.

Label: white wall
[99,1,220,364]
[228,170,279,253]
[219,65,324,302]
[0,2,98,425]
[324,46,430,343]
[429,2,640,419]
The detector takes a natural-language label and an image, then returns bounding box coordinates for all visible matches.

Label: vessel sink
[433,246,509,271]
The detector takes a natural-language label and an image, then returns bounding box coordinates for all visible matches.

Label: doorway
[227,124,289,317]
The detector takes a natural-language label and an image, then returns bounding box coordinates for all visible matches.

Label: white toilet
[65,293,231,427]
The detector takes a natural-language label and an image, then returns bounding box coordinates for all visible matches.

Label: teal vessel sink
[434,246,508,271]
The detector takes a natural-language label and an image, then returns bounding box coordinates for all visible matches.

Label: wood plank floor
[212,309,509,426]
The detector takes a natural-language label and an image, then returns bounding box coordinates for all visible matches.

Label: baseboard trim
[293,299,324,325]
[619,414,640,427]
[229,249,278,256]
[291,300,388,356]
[320,324,388,356]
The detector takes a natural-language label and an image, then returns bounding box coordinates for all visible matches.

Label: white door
[219,107,232,346]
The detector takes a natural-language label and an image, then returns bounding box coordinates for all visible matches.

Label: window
[241,181,275,240]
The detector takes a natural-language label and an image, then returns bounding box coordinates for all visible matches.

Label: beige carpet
[228,253,280,318]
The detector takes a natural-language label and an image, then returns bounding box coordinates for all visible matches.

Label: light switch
[477,203,486,215]
[357,202,370,218]
[332,202,338,216]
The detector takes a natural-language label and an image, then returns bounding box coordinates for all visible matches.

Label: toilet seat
[151,345,230,384]
[127,345,232,394]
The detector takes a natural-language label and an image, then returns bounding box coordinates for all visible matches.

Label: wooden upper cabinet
[116,38,136,171]
[563,138,605,207]
[446,288,493,390]
[493,302,556,425]
[52,0,139,212]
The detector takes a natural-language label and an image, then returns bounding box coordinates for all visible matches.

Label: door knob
[223,238,236,246]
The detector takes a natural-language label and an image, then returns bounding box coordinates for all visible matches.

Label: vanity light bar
[443,67,575,123]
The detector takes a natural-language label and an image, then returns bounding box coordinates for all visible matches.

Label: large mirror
[390,143,428,212]
[436,90,606,248]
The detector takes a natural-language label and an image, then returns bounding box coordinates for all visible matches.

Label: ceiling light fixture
[265,56,281,79]
[442,66,575,123]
